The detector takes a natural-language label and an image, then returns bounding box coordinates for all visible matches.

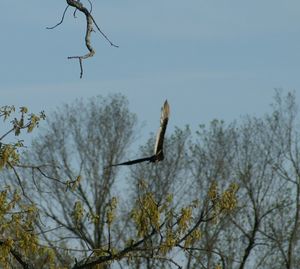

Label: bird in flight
[109,100,170,167]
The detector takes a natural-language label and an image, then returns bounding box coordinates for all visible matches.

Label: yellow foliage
[220,183,238,211]
[0,105,15,121]
[106,197,118,226]
[160,228,177,255]
[110,197,118,209]
[0,189,40,268]
[184,228,201,248]
[88,212,100,224]
[0,144,20,170]
[165,193,173,204]
[27,114,41,133]
[0,106,63,268]
[132,192,160,237]
[72,201,84,225]
[178,207,192,232]
[106,210,114,225]
[1,106,45,139]
[19,107,28,114]
[66,175,82,191]
[209,182,238,222]
[208,181,219,201]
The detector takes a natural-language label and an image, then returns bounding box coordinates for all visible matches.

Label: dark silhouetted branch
[46,5,70,29]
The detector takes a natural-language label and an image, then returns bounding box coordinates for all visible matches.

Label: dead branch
[65,0,118,78]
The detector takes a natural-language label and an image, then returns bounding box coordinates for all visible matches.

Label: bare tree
[187,119,239,269]
[182,91,300,269]
[19,94,136,266]
[258,91,300,269]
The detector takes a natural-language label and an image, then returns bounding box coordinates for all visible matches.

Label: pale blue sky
[1,1,300,144]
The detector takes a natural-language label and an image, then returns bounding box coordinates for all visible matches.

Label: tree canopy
[1,91,300,269]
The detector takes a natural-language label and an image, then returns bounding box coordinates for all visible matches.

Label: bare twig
[15,163,78,187]
[8,161,34,204]
[35,225,64,236]
[87,0,93,13]
[90,15,119,48]
[46,5,70,29]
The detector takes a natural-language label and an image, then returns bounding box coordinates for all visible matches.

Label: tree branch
[65,0,118,78]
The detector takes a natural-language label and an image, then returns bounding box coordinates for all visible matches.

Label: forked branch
[47,0,118,78]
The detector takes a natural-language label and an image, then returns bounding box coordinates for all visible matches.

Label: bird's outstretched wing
[109,155,156,167]
[153,100,170,160]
